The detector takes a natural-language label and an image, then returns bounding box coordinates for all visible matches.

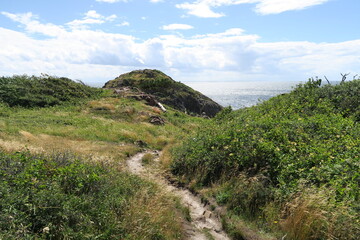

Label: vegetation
[1,72,359,240]
[0,150,183,239]
[0,93,206,153]
[172,78,360,239]
[0,74,206,239]
[0,74,102,108]
[103,69,223,117]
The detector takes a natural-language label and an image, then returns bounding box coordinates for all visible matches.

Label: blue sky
[1,0,359,85]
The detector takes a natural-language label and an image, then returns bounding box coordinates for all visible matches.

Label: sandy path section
[127,152,230,240]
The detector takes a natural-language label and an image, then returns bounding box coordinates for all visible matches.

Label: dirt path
[127,152,230,240]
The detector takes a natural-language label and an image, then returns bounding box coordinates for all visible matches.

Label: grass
[0,74,207,239]
[0,97,206,153]
[0,150,183,240]
[142,152,155,165]
[171,78,360,239]
[4,73,358,239]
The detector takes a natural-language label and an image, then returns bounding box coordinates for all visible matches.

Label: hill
[0,74,102,107]
[2,73,358,240]
[103,69,223,117]
[172,78,360,239]
[0,74,208,239]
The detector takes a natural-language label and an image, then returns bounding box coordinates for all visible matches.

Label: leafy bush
[0,75,102,107]
[0,150,181,239]
[171,78,360,239]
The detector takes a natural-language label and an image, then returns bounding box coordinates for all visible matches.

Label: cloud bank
[177,0,330,17]
[162,24,194,30]
[0,11,359,85]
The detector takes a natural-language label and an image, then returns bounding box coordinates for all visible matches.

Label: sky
[1,0,360,86]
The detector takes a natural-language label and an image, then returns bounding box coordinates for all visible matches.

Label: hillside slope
[0,74,208,239]
[103,69,223,117]
[0,74,102,107]
[172,78,360,240]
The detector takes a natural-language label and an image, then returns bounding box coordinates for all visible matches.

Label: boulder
[149,116,165,125]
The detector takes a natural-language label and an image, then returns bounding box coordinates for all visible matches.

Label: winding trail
[127,152,230,240]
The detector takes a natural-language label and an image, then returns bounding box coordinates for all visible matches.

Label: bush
[171,78,360,239]
[0,75,102,107]
[0,150,181,239]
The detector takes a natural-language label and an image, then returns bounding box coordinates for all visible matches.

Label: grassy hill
[103,69,223,117]
[0,74,102,108]
[171,78,360,239]
[0,74,207,239]
[1,73,359,240]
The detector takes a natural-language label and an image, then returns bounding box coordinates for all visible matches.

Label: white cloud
[85,10,102,19]
[255,0,330,15]
[1,11,118,32]
[176,1,225,18]
[1,11,359,85]
[1,11,66,37]
[95,0,128,3]
[150,0,164,3]
[176,0,330,17]
[117,21,130,27]
[67,10,117,30]
[162,24,194,30]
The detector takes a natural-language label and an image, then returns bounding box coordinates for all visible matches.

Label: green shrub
[171,78,360,239]
[0,150,180,239]
[0,75,102,107]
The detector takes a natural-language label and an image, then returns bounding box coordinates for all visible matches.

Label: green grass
[0,150,183,239]
[0,74,207,239]
[0,97,206,151]
[171,79,360,240]
[6,73,358,239]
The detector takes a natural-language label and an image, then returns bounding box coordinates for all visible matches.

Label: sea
[185,81,302,110]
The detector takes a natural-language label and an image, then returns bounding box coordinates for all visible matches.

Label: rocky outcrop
[110,86,167,112]
[103,69,222,117]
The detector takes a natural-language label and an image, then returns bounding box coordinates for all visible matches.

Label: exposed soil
[127,151,230,240]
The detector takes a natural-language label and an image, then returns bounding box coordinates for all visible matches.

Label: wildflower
[42,226,50,234]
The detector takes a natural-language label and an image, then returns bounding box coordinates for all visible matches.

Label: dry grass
[154,135,171,148]
[158,144,174,169]
[141,153,155,165]
[222,213,277,240]
[280,188,360,240]
[0,131,140,166]
[88,99,116,111]
[0,138,45,154]
[122,189,183,240]
[152,107,162,114]
[281,196,328,240]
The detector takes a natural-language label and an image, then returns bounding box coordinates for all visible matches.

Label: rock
[203,210,212,218]
[103,69,222,117]
[135,140,147,147]
[149,116,165,125]
[112,87,167,112]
